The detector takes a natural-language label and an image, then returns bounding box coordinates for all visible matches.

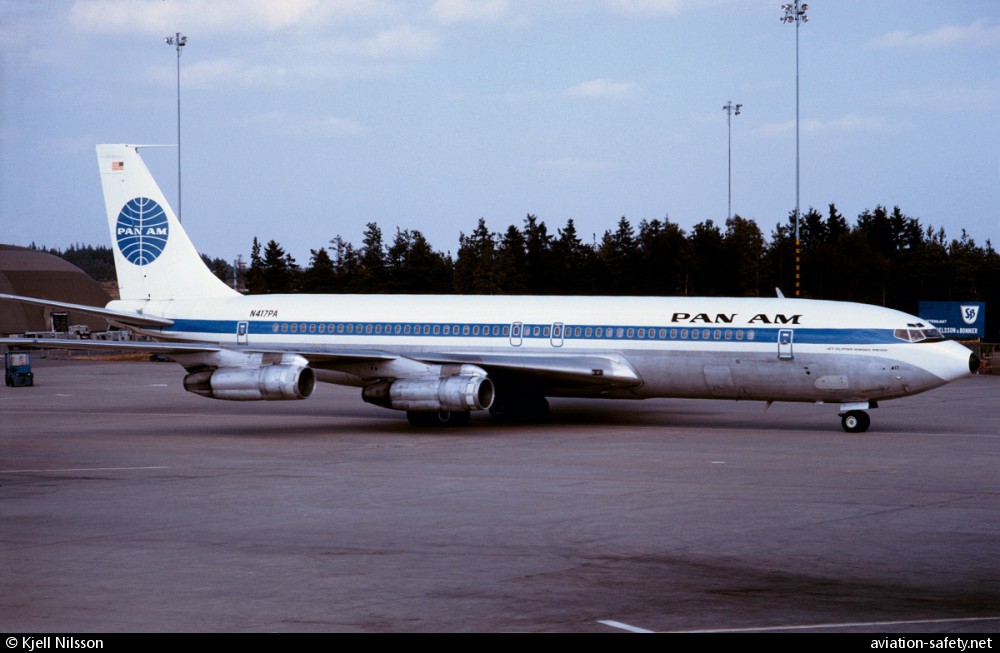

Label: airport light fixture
[781,2,807,296]
[723,101,742,221]
[233,255,244,291]
[164,32,187,222]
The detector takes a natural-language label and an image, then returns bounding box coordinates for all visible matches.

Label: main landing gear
[488,393,549,423]
[406,410,471,427]
[839,409,871,433]
[404,392,551,427]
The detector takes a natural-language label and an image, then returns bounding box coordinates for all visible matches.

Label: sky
[1,0,998,266]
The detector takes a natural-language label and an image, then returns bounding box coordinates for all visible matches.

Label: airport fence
[967,342,998,375]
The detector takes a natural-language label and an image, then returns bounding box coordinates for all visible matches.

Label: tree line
[26,243,235,289]
[30,204,1000,339]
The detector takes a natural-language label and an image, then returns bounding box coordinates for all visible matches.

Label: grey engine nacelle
[183,365,316,401]
[362,375,495,412]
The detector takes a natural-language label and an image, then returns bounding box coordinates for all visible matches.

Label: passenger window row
[266,321,759,342]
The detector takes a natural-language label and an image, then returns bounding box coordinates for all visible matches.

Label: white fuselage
[109,293,975,405]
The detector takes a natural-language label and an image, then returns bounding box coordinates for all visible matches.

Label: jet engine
[362,375,494,412]
[183,364,315,401]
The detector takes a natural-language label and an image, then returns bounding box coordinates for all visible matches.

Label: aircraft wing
[0,329,640,392]
[0,337,220,355]
[412,351,642,392]
[258,349,642,391]
[0,293,174,329]
[306,348,643,396]
[0,336,402,364]
[197,344,639,384]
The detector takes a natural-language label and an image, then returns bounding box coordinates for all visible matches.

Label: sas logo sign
[961,305,980,325]
[116,197,169,266]
[919,301,985,338]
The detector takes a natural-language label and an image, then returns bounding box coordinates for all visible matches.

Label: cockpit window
[920,328,944,341]
[894,327,945,343]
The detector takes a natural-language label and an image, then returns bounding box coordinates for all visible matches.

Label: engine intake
[362,375,494,412]
[184,365,315,401]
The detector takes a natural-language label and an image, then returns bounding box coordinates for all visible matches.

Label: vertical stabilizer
[97,144,239,301]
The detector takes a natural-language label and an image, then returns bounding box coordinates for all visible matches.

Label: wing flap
[416,352,642,389]
[299,350,400,365]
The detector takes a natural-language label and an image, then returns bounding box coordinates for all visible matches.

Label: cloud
[536,157,617,177]
[281,25,440,61]
[756,117,834,136]
[564,78,637,100]
[606,0,685,17]
[174,58,289,90]
[431,0,509,23]
[867,20,1000,51]
[69,0,393,34]
[248,111,365,138]
[349,25,439,59]
[146,24,439,90]
[886,80,1000,112]
[289,25,439,79]
[827,114,905,134]
[756,114,906,137]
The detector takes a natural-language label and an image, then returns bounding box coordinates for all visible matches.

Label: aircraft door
[550,322,564,347]
[777,328,794,360]
[509,322,523,347]
[237,321,249,345]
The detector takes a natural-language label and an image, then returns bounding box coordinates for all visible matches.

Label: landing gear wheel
[840,410,870,433]
[406,410,471,427]
[489,394,549,422]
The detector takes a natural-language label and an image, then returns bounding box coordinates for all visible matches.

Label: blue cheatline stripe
[162,319,902,345]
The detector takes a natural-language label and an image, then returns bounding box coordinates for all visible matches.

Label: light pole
[233,255,244,291]
[781,2,807,297]
[723,100,742,221]
[164,32,187,222]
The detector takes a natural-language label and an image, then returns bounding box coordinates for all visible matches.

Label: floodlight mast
[164,33,187,222]
[781,2,807,296]
[723,100,742,221]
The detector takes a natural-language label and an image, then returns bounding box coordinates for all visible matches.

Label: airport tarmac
[1,357,998,633]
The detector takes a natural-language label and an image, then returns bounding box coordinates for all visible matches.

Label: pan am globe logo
[116,197,169,266]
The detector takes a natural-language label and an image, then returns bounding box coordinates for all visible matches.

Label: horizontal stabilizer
[0,293,174,328]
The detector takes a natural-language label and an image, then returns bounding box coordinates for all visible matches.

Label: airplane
[0,144,981,432]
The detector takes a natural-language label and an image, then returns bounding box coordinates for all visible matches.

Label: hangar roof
[0,245,112,335]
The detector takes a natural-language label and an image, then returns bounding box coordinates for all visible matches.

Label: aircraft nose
[929,340,980,383]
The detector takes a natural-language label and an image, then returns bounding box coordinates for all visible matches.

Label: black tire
[489,394,549,422]
[841,410,871,433]
[406,410,471,427]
